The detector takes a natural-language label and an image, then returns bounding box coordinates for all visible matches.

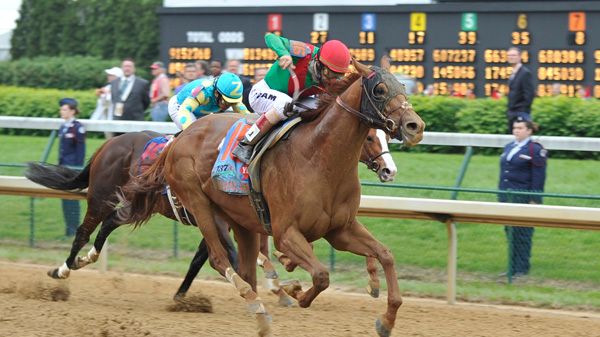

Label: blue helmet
[214,72,244,103]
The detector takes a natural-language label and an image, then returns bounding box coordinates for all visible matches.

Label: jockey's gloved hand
[283,102,296,117]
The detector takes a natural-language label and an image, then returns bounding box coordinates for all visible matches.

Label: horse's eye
[366,136,374,142]
[374,85,386,96]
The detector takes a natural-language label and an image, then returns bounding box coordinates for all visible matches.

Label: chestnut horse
[25,127,394,302]
[121,61,424,337]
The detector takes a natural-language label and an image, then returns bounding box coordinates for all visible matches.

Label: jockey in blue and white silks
[168,72,249,130]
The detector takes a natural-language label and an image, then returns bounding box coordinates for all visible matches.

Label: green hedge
[0,86,96,136]
[0,56,147,90]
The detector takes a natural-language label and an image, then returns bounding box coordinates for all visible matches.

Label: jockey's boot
[233,114,275,164]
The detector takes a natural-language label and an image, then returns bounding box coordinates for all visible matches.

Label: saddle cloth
[138,135,173,175]
[211,119,252,195]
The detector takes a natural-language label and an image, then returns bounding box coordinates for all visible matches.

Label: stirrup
[232,143,253,164]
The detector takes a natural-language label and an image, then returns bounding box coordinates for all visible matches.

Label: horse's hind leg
[71,211,122,270]
[48,205,110,279]
[325,218,402,337]
[275,227,330,308]
[174,238,209,299]
[177,190,271,336]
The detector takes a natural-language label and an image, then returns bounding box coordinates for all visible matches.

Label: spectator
[149,61,171,122]
[90,66,123,138]
[210,60,223,77]
[506,47,534,132]
[110,58,150,122]
[174,62,198,94]
[498,117,547,281]
[195,60,210,80]
[58,98,86,237]
[226,59,253,111]
[253,67,268,84]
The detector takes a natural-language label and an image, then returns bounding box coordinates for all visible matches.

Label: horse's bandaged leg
[74,246,100,269]
[226,267,252,297]
[57,262,70,279]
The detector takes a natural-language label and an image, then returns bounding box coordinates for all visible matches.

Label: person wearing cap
[149,61,171,122]
[58,98,86,237]
[232,32,352,164]
[498,117,547,280]
[90,67,123,138]
[168,72,248,131]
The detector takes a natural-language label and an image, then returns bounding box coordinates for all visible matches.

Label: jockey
[232,33,351,163]
[168,72,248,130]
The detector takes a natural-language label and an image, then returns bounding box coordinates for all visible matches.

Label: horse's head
[361,129,397,182]
[352,60,425,147]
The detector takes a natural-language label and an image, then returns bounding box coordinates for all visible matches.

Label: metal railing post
[173,220,179,258]
[446,146,473,304]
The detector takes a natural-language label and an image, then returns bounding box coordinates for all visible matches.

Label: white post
[446,220,457,304]
[98,239,108,273]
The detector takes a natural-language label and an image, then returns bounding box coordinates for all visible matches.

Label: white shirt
[506,137,531,161]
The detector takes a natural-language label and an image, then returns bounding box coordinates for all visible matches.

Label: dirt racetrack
[1,262,599,337]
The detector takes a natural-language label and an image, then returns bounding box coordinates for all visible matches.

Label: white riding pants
[249,80,293,121]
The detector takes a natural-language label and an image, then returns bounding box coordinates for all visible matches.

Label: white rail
[1,116,599,151]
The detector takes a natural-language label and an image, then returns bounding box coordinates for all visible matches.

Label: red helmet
[318,40,351,73]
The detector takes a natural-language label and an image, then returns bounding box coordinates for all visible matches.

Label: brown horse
[25,127,394,303]
[121,61,424,337]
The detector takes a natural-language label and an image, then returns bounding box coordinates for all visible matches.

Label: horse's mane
[300,72,361,121]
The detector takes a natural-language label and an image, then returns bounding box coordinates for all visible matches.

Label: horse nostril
[405,122,419,132]
[382,168,391,176]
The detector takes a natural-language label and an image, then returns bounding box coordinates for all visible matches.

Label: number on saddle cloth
[138,135,173,175]
[212,119,252,195]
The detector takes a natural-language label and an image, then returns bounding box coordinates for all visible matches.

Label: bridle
[360,150,390,173]
[335,66,412,135]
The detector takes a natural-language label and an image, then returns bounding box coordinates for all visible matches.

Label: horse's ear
[352,58,371,76]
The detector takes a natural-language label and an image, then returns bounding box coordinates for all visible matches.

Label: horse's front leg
[257,251,296,307]
[325,218,402,337]
[275,227,329,308]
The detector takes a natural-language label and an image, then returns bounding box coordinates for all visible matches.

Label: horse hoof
[256,313,272,337]
[280,280,302,298]
[277,293,296,308]
[47,268,62,279]
[375,318,392,337]
[366,284,380,298]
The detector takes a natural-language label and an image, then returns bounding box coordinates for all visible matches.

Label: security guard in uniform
[498,117,547,278]
[58,98,86,236]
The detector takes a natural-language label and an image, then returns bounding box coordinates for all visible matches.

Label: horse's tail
[25,138,114,191]
[117,142,170,228]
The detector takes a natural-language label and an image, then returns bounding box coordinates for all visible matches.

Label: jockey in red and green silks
[168,72,248,130]
[232,33,352,164]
